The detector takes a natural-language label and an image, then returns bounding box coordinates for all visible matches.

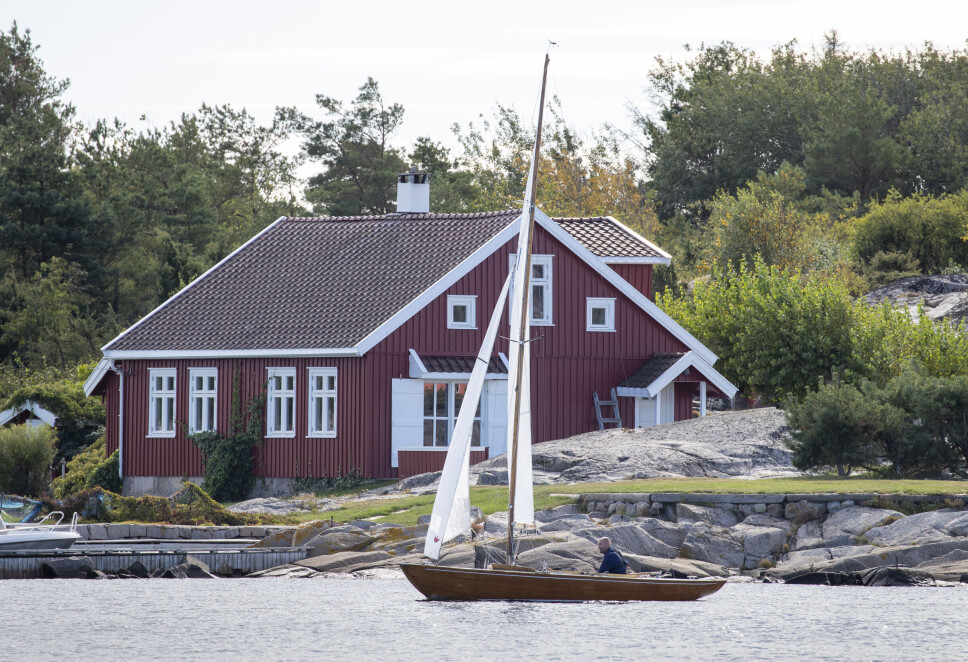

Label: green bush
[852,190,968,274]
[51,436,106,498]
[0,424,56,496]
[87,450,121,493]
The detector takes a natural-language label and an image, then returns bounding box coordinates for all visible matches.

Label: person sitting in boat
[597,537,629,574]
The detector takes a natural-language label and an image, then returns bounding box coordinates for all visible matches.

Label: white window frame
[586,297,616,332]
[148,368,176,438]
[447,295,477,330]
[308,367,337,438]
[266,367,296,438]
[509,253,554,326]
[422,381,482,448]
[188,368,218,434]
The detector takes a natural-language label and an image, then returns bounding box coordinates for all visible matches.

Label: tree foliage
[637,36,968,218]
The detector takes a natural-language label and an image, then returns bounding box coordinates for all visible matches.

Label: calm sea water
[2,577,966,662]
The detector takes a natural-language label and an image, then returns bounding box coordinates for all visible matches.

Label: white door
[636,397,656,428]
[484,379,508,456]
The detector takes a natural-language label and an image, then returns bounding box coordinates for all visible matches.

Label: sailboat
[399,54,726,602]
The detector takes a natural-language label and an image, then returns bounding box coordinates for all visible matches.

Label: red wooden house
[84,174,736,496]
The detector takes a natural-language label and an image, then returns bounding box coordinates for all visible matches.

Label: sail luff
[423,274,512,561]
[506,52,550,564]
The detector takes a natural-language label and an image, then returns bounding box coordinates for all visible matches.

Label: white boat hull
[0,530,80,551]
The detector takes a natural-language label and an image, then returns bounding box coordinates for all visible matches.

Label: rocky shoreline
[243,492,968,587]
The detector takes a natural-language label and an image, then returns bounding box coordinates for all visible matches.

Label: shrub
[0,424,57,496]
[87,450,121,493]
[51,436,106,498]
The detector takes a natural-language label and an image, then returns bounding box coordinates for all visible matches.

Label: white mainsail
[504,112,541,528]
[423,274,512,561]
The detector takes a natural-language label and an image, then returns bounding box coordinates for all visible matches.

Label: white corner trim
[83,358,114,397]
[102,348,360,360]
[101,215,289,352]
[355,215,522,355]
[535,209,718,365]
[605,216,674,261]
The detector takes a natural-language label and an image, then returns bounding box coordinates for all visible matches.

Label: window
[447,295,477,329]
[509,254,553,325]
[267,368,296,437]
[586,298,616,332]
[148,368,176,437]
[189,368,218,433]
[423,382,481,447]
[308,368,337,437]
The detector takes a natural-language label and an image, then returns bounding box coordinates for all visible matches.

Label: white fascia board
[602,256,671,265]
[355,215,522,355]
[640,352,697,397]
[103,348,360,360]
[101,216,289,352]
[616,387,650,398]
[83,358,114,397]
[687,355,739,399]
[642,351,738,400]
[31,403,58,426]
[0,407,18,426]
[605,216,674,261]
[535,210,718,365]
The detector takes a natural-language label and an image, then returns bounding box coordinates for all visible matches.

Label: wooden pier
[0,546,308,579]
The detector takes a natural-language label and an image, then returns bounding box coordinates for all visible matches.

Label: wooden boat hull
[400,563,726,602]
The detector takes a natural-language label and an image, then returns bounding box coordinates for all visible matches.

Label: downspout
[109,361,125,484]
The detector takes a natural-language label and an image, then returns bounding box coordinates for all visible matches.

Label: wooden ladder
[593,388,622,430]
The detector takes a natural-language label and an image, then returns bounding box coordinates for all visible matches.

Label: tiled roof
[554,217,668,260]
[107,211,519,352]
[618,354,685,390]
[106,210,670,353]
[421,355,507,375]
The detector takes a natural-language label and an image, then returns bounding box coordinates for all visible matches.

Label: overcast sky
[4,1,968,150]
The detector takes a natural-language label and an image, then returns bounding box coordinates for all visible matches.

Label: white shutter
[391,378,424,467]
[484,379,508,457]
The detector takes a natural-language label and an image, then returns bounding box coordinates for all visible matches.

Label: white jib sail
[423,274,512,561]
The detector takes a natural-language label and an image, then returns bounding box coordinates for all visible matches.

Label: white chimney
[396,168,430,213]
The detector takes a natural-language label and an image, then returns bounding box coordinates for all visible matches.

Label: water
[3,577,967,661]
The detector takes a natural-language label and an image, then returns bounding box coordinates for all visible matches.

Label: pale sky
[4,0,968,151]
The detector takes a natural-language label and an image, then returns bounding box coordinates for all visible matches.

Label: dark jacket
[598,548,628,574]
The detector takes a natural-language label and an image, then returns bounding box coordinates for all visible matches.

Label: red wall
[398,449,489,479]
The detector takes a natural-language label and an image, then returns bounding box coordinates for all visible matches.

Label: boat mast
[507,53,550,566]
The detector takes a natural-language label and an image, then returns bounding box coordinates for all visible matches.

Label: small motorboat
[0,500,80,551]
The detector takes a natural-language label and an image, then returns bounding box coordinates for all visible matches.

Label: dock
[0,542,309,578]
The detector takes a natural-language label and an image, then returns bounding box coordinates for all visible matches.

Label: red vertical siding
[674,383,697,421]
[610,264,653,300]
[398,449,489,479]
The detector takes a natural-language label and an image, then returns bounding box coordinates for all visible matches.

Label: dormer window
[447,295,477,330]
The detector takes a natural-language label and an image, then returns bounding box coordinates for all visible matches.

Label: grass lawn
[281,476,968,527]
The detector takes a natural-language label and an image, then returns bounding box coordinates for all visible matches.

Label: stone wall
[74,523,299,541]
[579,492,968,522]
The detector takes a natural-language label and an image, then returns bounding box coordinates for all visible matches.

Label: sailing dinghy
[400,54,725,602]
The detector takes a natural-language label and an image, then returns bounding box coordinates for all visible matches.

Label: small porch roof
[0,401,57,427]
[408,349,509,380]
[616,351,738,399]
